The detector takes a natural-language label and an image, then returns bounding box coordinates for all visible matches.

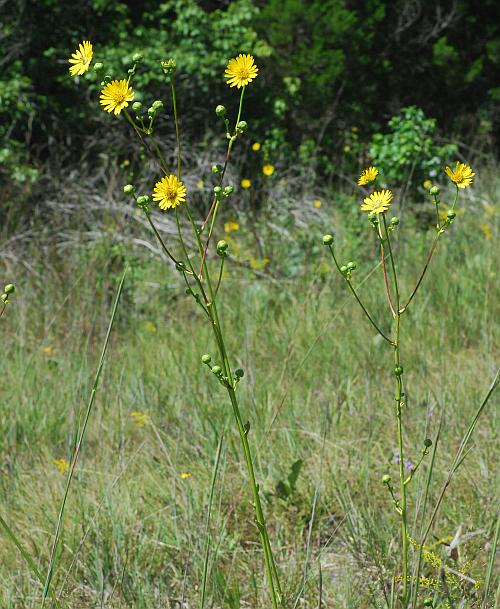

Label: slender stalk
[144,209,185,269]
[327,244,394,345]
[383,214,408,604]
[41,269,127,606]
[169,77,181,180]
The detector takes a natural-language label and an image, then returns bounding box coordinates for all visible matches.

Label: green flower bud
[132,102,143,112]
[160,59,176,76]
[423,599,433,607]
[340,265,348,274]
[235,368,244,378]
[132,52,143,63]
[215,105,226,118]
[394,365,404,376]
[147,106,155,116]
[322,234,334,246]
[390,217,399,226]
[4,284,15,294]
[152,100,163,110]
[93,62,104,72]
[127,68,135,75]
[429,186,440,196]
[211,164,222,174]
[382,474,391,484]
[236,120,248,133]
[1,293,8,302]
[347,261,356,270]
[217,240,229,256]
[136,195,150,208]
[447,210,456,220]
[211,365,222,375]
[123,184,135,194]
[213,186,222,196]
[201,354,212,364]
[424,438,432,448]
[223,185,234,196]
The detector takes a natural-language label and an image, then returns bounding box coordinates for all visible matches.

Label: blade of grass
[41,268,127,606]
[483,512,500,608]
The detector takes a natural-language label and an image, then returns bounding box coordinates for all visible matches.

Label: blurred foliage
[1,0,500,209]
[369,106,458,186]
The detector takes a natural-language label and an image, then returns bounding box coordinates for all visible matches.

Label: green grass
[0,179,498,608]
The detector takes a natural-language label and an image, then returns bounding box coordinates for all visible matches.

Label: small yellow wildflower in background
[225,54,258,88]
[100,80,134,115]
[68,40,93,76]
[343,145,351,153]
[145,321,157,333]
[445,162,475,188]
[53,459,69,474]
[480,223,493,240]
[196,179,205,188]
[241,179,251,189]
[423,179,433,189]
[224,221,240,234]
[250,257,270,271]
[357,166,379,186]
[180,471,191,479]
[152,175,187,210]
[131,411,150,427]
[361,189,393,214]
[262,164,275,176]
[312,200,322,208]
[41,345,55,356]
[252,142,261,151]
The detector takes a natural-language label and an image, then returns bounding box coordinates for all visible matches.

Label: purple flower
[392,450,413,471]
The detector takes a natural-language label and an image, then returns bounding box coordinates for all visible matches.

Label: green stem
[383,215,409,604]
[144,210,186,269]
[328,245,394,345]
[169,77,181,180]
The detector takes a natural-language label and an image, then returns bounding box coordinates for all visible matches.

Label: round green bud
[160,59,176,75]
[152,100,163,110]
[147,106,155,115]
[123,184,135,194]
[382,474,391,484]
[132,102,143,111]
[132,52,143,63]
[447,210,456,220]
[136,195,150,206]
[390,217,399,226]
[235,368,244,378]
[211,365,222,375]
[236,120,248,132]
[322,234,334,246]
[4,284,15,294]
[340,265,348,274]
[201,354,212,364]
[1,293,8,302]
[217,239,229,254]
[211,164,222,174]
[213,186,222,195]
[347,261,356,270]
[423,599,433,607]
[429,186,440,196]
[93,62,104,72]
[215,105,226,117]
[223,185,234,196]
[394,365,404,376]
[424,438,432,448]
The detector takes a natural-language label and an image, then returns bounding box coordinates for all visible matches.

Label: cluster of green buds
[216,239,229,258]
[160,58,176,77]
[387,216,400,233]
[340,260,357,280]
[213,184,234,202]
[201,354,244,389]
[123,184,152,212]
[367,211,380,229]
[1,283,15,305]
[211,163,223,175]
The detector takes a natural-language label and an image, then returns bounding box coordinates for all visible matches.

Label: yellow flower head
[224,221,240,234]
[53,459,69,475]
[225,54,258,88]
[68,40,93,76]
[99,80,134,115]
[361,189,393,214]
[252,142,261,151]
[262,164,275,176]
[180,471,191,479]
[152,175,187,210]
[423,180,433,190]
[445,162,475,189]
[312,199,322,208]
[131,411,150,427]
[357,166,379,186]
[241,179,251,189]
